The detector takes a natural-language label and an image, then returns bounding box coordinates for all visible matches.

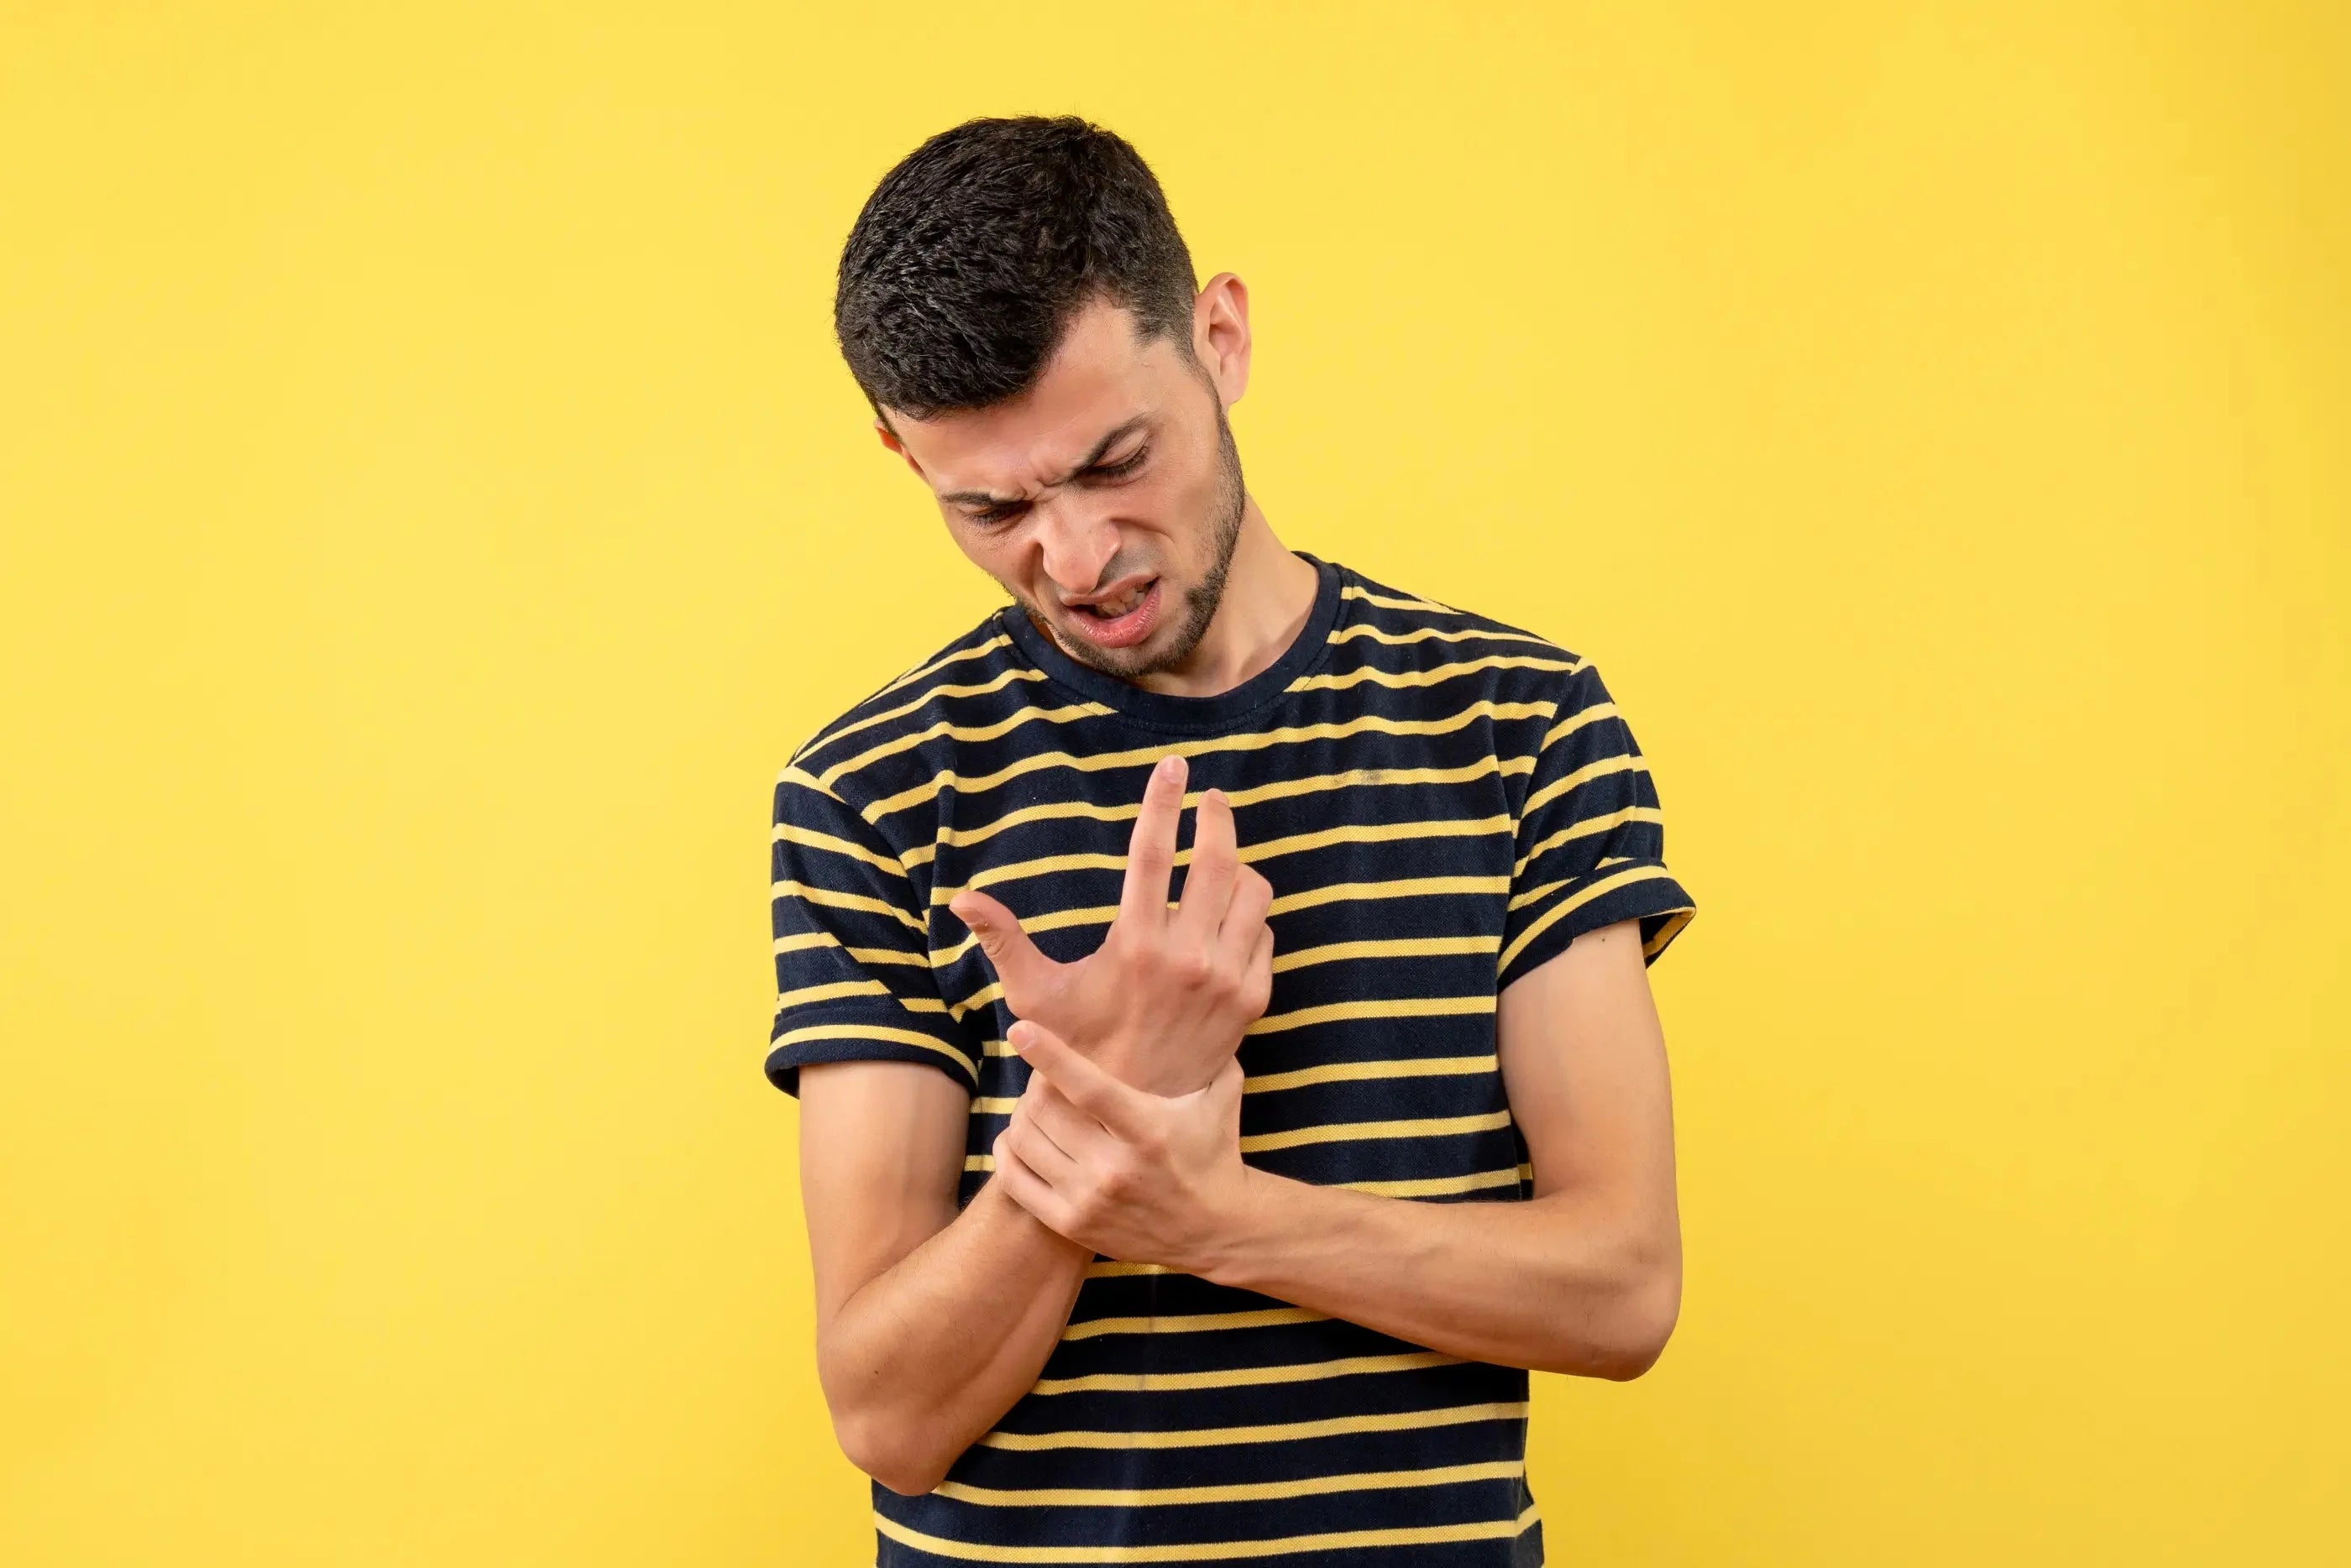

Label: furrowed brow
[938,416,1152,509]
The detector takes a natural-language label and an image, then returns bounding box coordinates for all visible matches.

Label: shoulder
[1326,559,1594,708]
[776,608,1026,790]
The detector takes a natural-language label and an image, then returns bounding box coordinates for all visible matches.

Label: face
[873,289,1249,682]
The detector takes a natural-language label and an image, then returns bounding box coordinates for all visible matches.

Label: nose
[1031,495,1122,602]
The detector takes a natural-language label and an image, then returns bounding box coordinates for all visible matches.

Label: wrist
[977,1172,1092,1269]
[1183,1163,1287,1286]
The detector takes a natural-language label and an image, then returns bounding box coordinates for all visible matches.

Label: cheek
[1126,464,1219,552]
[945,520,1030,592]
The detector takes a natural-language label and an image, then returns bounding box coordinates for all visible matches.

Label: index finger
[1116,752,1189,932]
[1010,1018,1149,1141]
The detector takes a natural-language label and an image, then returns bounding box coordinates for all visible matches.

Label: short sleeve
[1496,659,1698,991]
[764,764,978,1097]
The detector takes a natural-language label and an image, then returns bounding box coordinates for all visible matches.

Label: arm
[798,1057,1092,1496]
[788,755,1275,1493]
[990,917,1683,1380]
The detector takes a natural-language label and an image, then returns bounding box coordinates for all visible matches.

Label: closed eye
[1079,446,1149,483]
[961,446,1149,527]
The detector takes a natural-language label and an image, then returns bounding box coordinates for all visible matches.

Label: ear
[1192,273,1253,410]
[873,415,925,478]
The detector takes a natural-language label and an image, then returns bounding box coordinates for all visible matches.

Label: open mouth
[1066,577,1162,649]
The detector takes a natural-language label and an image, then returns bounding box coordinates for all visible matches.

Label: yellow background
[4,3,2344,1562]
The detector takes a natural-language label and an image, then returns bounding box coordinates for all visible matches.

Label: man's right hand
[947,753,1273,1096]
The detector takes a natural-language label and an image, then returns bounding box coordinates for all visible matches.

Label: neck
[1128,500,1321,699]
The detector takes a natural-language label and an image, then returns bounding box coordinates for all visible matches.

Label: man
[766,115,1697,1566]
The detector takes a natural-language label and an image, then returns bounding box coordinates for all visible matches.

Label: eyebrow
[937,416,1153,510]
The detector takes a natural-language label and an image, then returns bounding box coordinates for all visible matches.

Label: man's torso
[778,551,1673,1564]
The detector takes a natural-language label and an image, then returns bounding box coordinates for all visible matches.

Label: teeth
[1091,583,1147,617]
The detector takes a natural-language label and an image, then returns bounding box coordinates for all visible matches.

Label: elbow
[818,1334,966,1496]
[1589,1248,1682,1381]
[1542,1223,1681,1382]
[1589,1300,1678,1381]
[834,1407,960,1497]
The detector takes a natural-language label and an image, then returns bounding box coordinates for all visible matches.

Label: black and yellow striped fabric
[766,550,1695,1565]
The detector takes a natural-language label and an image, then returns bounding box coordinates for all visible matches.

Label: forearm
[1193,1168,1680,1380]
[819,1178,1093,1493]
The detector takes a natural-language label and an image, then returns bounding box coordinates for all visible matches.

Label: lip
[1060,576,1162,650]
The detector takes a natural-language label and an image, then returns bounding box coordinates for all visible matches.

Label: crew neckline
[998,550,1346,734]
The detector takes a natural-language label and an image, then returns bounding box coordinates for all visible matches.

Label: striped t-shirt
[766,549,1696,1565]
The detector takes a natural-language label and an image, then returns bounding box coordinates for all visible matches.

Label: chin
[1029,578,1212,680]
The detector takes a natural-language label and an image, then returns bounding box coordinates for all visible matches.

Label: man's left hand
[989,1018,1259,1273]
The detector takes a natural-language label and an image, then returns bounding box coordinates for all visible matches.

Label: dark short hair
[834,116,1201,419]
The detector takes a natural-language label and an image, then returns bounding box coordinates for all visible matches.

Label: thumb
[949,887,1051,995]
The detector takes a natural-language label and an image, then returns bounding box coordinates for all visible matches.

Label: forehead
[887,298,1181,494]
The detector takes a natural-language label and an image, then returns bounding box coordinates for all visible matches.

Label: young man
[766,116,1697,1566]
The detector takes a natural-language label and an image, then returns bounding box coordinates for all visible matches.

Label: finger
[1233,923,1275,1026]
[950,888,1055,999]
[1208,1053,1249,1122]
[1216,864,1274,970]
[1011,1018,1149,1140]
[1210,1052,1248,1102]
[1115,753,1188,933]
[990,1133,1070,1231]
[1173,787,1239,944]
[1024,1070,1116,1158]
[1003,1107,1081,1184]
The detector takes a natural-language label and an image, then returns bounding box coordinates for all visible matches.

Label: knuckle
[1240,974,1271,1017]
